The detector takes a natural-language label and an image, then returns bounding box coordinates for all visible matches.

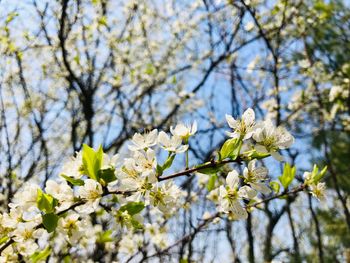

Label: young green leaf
[119,202,145,216]
[207,174,217,191]
[130,218,144,230]
[42,213,59,233]
[278,163,296,189]
[98,230,114,243]
[157,154,176,176]
[313,165,327,183]
[30,247,51,263]
[269,181,280,194]
[162,154,176,171]
[82,144,104,181]
[60,174,84,186]
[0,236,8,245]
[98,167,117,184]
[37,189,58,214]
[220,138,242,160]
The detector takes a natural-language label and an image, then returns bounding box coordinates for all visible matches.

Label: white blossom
[133,149,157,182]
[45,180,74,211]
[310,182,326,201]
[253,119,294,161]
[243,160,271,194]
[0,246,18,262]
[170,121,197,140]
[11,221,47,256]
[225,108,256,140]
[57,212,87,243]
[76,179,103,214]
[128,129,158,151]
[218,170,256,219]
[9,183,40,210]
[61,152,83,179]
[157,131,188,153]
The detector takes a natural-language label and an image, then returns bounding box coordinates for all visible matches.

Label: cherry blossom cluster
[0,109,326,261]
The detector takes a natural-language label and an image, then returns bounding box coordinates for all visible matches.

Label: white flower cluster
[226,108,294,161]
[0,111,319,261]
[0,123,194,260]
[207,160,270,220]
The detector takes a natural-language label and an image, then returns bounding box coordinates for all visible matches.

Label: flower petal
[242,108,255,126]
[226,170,239,188]
[225,114,239,129]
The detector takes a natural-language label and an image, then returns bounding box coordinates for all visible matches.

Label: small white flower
[202,211,212,220]
[0,246,18,262]
[303,171,312,184]
[60,152,83,179]
[243,160,271,194]
[329,85,343,102]
[253,119,294,161]
[57,212,86,243]
[45,180,74,211]
[245,21,255,31]
[102,153,120,169]
[225,108,256,140]
[218,170,256,219]
[76,179,103,214]
[207,188,220,202]
[11,221,47,256]
[150,182,185,215]
[133,149,157,183]
[170,121,197,140]
[310,182,326,201]
[119,232,143,255]
[128,129,158,151]
[157,131,188,153]
[9,183,40,210]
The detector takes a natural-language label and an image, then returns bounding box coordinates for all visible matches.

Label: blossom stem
[158,158,242,181]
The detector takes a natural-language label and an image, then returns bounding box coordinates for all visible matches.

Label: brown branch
[158,158,241,181]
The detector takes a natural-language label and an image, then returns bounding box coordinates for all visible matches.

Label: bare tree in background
[0,0,349,262]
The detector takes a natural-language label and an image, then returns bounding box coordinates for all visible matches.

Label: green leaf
[120,202,145,216]
[98,16,108,27]
[145,63,156,75]
[60,174,84,186]
[98,230,113,243]
[156,164,163,176]
[82,144,103,181]
[37,189,58,214]
[98,167,117,183]
[269,181,280,194]
[0,236,8,245]
[207,174,217,191]
[195,161,224,175]
[278,194,288,200]
[220,138,242,160]
[42,213,59,233]
[163,154,176,170]
[278,163,296,189]
[248,150,270,159]
[313,166,327,183]
[171,75,177,84]
[63,256,72,263]
[130,218,144,230]
[157,154,176,176]
[30,247,51,263]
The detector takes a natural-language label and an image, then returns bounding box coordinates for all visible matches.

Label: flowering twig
[140,183,307,260]
[158,158,241,181]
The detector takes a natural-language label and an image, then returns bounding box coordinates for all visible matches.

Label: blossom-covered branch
[0,109,326,261]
